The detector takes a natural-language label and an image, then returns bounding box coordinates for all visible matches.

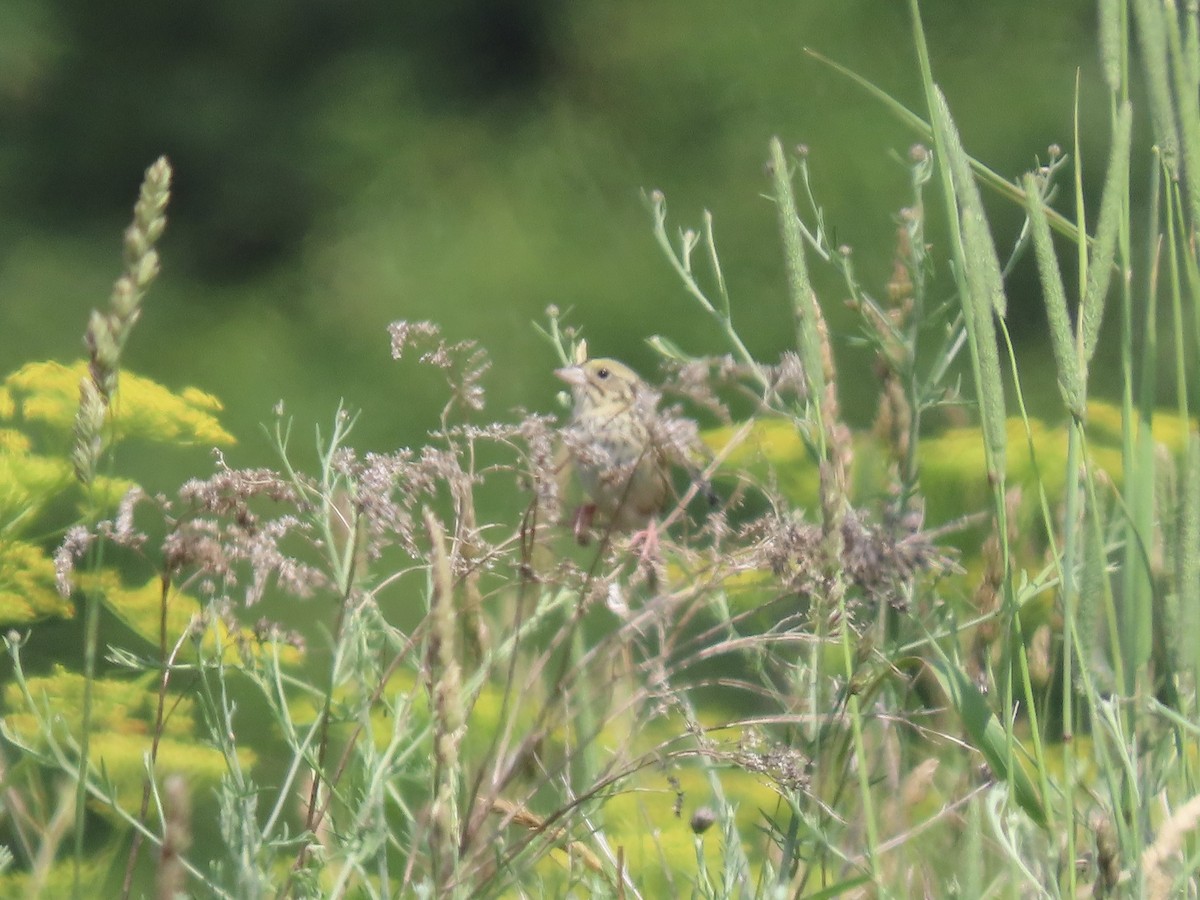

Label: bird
[555,355,675,555]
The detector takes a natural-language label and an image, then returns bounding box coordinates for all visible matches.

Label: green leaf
[926,658,1048,830]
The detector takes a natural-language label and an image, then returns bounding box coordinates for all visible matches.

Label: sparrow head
[555,358,644,417]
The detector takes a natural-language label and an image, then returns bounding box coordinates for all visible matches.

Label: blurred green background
[1,0,1105,480]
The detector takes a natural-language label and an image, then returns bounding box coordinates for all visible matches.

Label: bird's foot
[627,519,661,563]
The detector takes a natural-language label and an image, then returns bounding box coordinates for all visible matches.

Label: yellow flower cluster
[1,360,235,445]
[3,664,251,816]
[0,541,73,624]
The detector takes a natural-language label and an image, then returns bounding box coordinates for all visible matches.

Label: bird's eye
[597,367,610,379]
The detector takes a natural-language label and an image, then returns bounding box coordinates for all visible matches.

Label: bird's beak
[554,365,586,388]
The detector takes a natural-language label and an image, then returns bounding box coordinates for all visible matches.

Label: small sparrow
[555,355,679,554]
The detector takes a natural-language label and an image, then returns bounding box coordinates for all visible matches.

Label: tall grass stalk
[69,157,171,898]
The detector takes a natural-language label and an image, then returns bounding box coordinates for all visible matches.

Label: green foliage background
[0,0,1104,479]
[4,2,1200,894]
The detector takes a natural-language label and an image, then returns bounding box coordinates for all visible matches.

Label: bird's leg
[572,503,597,546]
[627,518,661,562]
